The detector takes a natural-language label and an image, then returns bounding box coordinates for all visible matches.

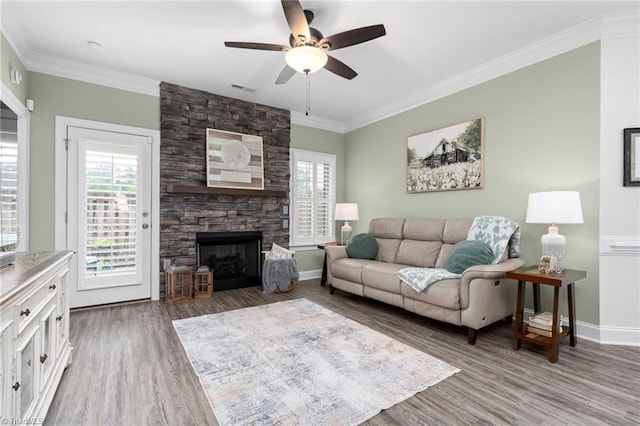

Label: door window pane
[84,150,138,277]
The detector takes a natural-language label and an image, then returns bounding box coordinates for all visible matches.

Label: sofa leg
[329,285,335,295]
[504,314,513,324]
[467,328,478,345]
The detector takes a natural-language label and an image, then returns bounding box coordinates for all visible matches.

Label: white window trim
[0,81,29,251]
[290,148,336,248]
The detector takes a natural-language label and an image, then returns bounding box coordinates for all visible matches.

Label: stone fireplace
[196,231,262,291]
[159,82,290,297]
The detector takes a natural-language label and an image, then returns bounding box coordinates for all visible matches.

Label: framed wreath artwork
[206,128,264,190]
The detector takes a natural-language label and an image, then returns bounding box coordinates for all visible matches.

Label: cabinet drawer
[14,275,58,335]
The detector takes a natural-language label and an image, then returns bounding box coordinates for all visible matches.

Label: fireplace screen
[196,231,262,291]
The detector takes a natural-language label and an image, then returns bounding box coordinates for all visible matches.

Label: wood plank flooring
[45,280,640,425]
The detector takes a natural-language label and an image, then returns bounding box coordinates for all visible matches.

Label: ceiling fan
[224,0,386,85]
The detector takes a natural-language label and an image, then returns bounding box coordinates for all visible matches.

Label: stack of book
[526,311,562,338]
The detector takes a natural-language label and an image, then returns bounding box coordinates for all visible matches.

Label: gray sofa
[325,218,525,344]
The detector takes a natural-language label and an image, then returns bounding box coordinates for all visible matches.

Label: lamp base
[340,221,353,245]
[541,225,566,271]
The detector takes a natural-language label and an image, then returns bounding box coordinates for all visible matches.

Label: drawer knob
[12,382,20,391]
[20,308,30,317]
[49,284,57,290]
[40,354,48,364]
[56,315,63,321]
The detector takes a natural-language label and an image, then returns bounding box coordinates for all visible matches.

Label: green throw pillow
[445,240,494,274]
[346,233,378,259]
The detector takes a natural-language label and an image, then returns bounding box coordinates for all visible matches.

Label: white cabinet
[0,251,73,423]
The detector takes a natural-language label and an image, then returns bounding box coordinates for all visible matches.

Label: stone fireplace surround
[159,82,290,297]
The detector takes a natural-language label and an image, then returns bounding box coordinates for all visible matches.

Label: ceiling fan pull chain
[305,71,311,116]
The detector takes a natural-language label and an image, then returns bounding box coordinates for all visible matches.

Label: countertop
[0,251,74,302]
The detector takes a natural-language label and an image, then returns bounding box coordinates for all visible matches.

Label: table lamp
[335,203,359,245]
[526,191,583,271]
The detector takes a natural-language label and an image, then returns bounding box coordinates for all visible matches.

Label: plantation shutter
[0,137,18,245]
[290,149,336,246]
[83,149,138,277]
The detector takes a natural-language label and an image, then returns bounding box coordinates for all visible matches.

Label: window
[0,114,18,246]
[290,149,336,247]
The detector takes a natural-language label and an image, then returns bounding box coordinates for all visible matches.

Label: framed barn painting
[406,118,484,193]
[206,128,264,190]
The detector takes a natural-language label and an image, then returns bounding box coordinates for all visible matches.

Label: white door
[66,126,152,308]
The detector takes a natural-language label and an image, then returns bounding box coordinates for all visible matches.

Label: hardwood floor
[45,280,640,425]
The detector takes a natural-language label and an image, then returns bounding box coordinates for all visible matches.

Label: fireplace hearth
[196,231,262,291]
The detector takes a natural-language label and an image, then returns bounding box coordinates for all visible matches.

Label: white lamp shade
[335,203,359,221]
[285,46,328,74]
[526,191,584,224]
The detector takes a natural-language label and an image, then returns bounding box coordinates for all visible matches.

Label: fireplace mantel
[166,184,286,198]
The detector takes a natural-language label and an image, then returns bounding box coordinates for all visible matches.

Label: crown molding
[1,21,159,96]
[27,53,160,96]
[601,12,640,38]
[344,12,640,133]
[3,11,638,132]
[0,19,30,67]
[290,111,345,133]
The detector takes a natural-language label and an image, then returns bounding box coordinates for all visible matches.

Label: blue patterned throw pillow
[445,240,494,274]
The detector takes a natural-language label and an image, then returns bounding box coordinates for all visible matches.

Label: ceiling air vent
[231,84,256,93]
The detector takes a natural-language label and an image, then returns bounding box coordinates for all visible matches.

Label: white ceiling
[1,1,639,132]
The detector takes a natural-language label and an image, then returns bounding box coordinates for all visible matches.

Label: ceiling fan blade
[281,0,310,42]
[275,65,296,85]
[319,24,386,51]
[324,55,357,80]
[224,41,288,52]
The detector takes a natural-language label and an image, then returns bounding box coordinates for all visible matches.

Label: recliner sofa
[325,217,525,344]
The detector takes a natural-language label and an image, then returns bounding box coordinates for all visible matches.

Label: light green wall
[290,124,345,272]
[11,39,604,324]
[345,43,601,324]
[1,32,28,102]
[27,72,160,250]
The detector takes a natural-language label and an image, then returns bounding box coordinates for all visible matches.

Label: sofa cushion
[445,240,494,274]
[369,218,405,239]
[331,258,375,284]
[346,233,378,259]
[442,219,474,244]
[402,219,445,241]
[395,240,442,267]
[401,279,460,310]
[362,262,406,293]
[375,238,401,263]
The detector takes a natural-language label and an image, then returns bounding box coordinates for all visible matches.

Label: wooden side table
[507,266,586,363]
[318,242,342,286]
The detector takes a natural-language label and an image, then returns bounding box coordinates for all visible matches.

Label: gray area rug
[173,298,460,425]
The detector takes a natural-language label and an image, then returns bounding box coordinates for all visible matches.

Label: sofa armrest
[459,258,525,309]
[462,258,526,280]
[325,246,348,284]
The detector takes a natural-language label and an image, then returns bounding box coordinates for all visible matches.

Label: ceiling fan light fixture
[285,46,327,74]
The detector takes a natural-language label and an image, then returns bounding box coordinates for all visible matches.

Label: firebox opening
[196,231,262,291]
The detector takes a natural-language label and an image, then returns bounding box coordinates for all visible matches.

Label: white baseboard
[599,325,640,346]
[298,269,322,281]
